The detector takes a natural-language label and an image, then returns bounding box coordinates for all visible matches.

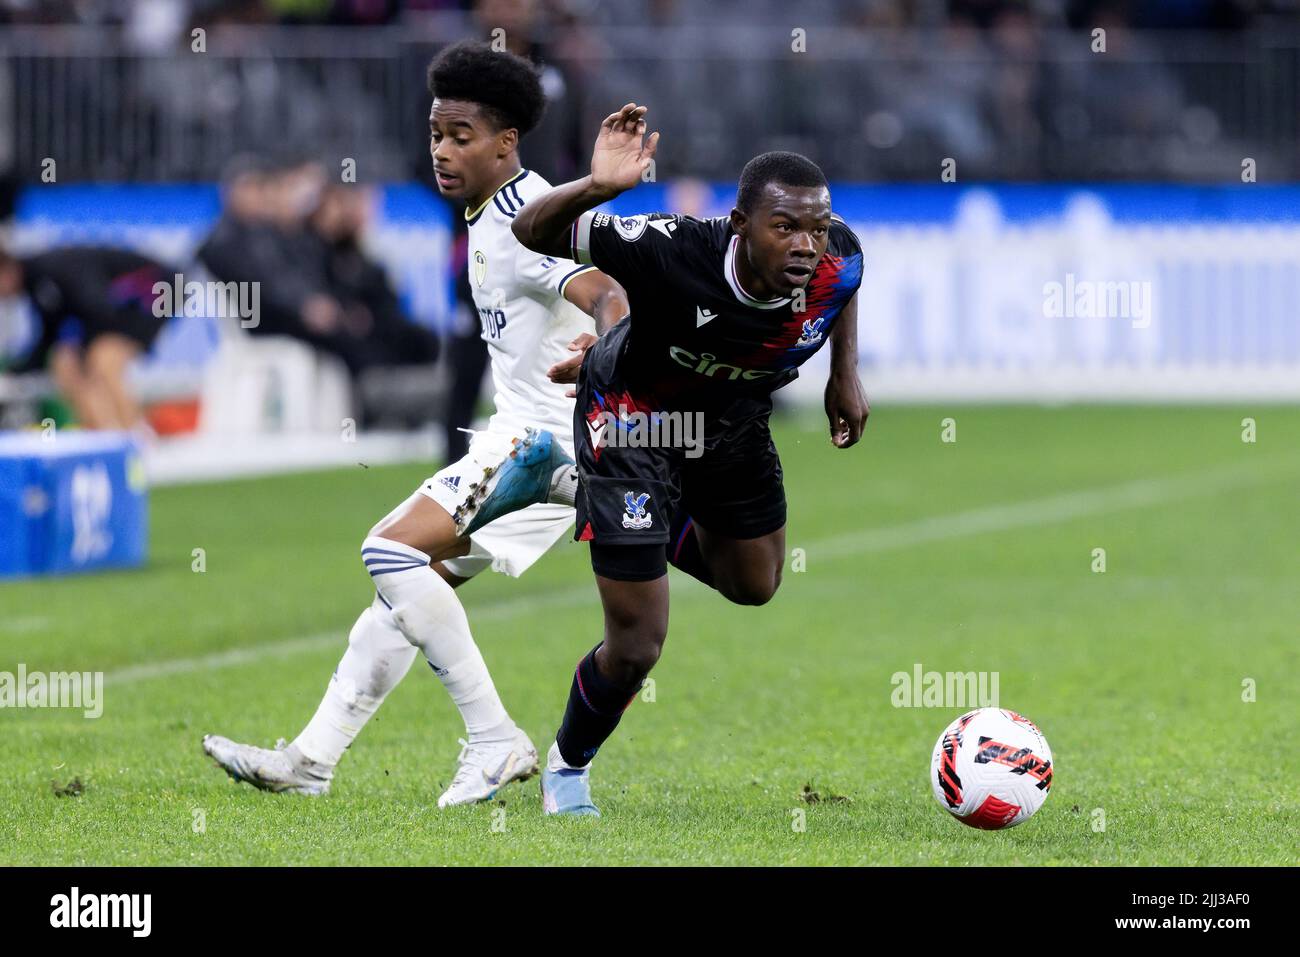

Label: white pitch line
[103,458,1297,687]
[104,633,342,686]
[0,616,51,635]
[104,583,598,687]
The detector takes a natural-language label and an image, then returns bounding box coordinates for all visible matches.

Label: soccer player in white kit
[202,41,629,806]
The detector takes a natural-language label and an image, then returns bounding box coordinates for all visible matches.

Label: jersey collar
[723,233,791,309]
[465,168,530,225]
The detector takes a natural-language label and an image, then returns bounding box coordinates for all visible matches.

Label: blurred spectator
[0,244,172,430]
[473,0,589,184]
[436,223,487,462]
[198,157,438,384]
[1067,0,1255,30]
[198,159,337,353]
[3,0,1289,184]
[309,182,441,369]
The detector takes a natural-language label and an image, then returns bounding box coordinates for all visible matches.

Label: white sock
[363,536,515,743]
[549,464,578,507]
[547,740,589,772]
[293,598,418,767]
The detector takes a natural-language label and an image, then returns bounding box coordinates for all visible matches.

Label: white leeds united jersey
[465,169,595,444]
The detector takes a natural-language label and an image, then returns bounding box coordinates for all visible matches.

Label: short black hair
[426,40,546,137]
[736,151,828,213]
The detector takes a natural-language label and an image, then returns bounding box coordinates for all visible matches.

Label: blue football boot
[541,757,601,818]
[452,428,575,536]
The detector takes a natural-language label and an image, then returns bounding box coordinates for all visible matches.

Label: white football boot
[437,728,539,807]
[202,734,334,796]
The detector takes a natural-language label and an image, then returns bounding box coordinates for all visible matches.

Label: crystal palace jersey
[569,209,863,413]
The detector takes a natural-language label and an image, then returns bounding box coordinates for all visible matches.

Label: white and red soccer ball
[930,708,1053,829]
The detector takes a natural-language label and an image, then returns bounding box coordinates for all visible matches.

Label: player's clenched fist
[591,103,660,196]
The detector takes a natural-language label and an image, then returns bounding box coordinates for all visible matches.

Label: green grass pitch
[1,405,1297,865]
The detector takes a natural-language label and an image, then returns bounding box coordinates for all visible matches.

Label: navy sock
[556,644,641,767]
[666,513,715,588]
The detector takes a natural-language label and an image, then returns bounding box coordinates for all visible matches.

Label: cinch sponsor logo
[0,665,103,718]
[49,887,151,937]
[668,346,777,381]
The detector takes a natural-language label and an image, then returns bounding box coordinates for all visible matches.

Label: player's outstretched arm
[825,292,869,449]
[512,103,659,258]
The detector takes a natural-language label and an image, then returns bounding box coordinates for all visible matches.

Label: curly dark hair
[426,40,546,137]
[736,151,828,213]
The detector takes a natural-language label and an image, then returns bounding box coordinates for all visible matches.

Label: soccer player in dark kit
[512,104,869,815]
[0,245,171,430]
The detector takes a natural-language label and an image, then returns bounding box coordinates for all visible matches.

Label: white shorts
[416,425,574,579]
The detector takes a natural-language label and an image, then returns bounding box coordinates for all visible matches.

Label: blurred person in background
[0,244,172,431]
[439,218,487,460]
[1052,0,1187,175]
[309,183,440,372]
[199,157,436,384]
[308,182,442,427]
[472,0,589,186]
[198,158,348,353]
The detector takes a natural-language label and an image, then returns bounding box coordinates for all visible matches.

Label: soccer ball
[930,708,1053,829]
